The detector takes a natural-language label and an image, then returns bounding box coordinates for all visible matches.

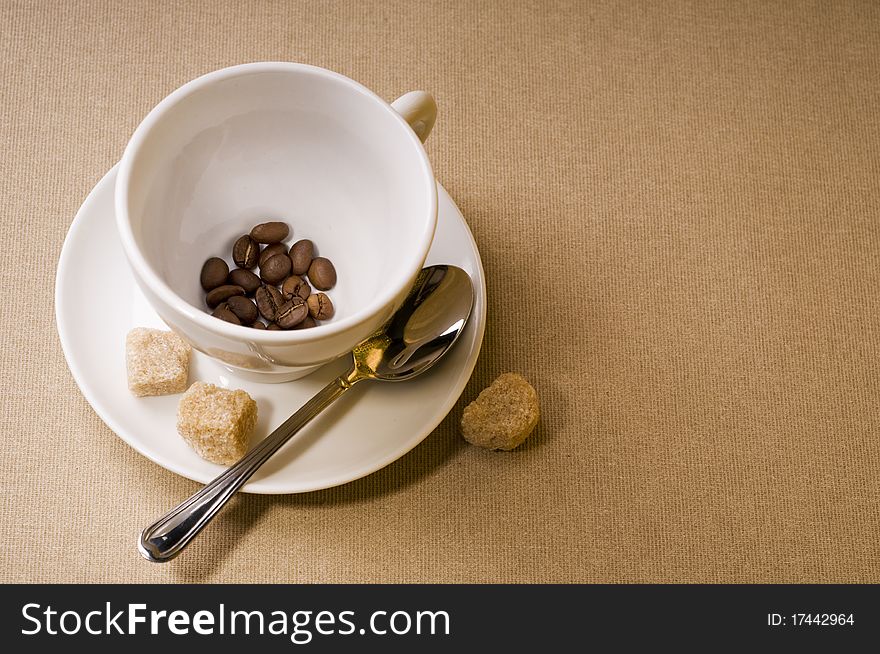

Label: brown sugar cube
[176,382,258,465]
[125,328,191,397]
[460,373,539,450]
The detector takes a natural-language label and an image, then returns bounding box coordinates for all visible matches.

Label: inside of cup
[122,66,434,327]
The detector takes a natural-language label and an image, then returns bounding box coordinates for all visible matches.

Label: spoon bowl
[353,265,474,381]
[139,264,474,562]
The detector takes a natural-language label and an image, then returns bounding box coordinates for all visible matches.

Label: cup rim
[115,61,437,343]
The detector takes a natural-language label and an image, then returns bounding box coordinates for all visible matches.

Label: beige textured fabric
[2,0,880,583]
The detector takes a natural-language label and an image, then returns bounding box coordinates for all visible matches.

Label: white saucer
[55,166,486,494]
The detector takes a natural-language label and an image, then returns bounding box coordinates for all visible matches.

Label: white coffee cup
[115,62,438,382]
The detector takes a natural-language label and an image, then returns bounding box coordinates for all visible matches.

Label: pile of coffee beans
[199,221,336,330]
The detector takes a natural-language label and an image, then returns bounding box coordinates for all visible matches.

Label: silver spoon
[139,264,474,562]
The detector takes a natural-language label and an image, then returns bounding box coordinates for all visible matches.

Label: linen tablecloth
[2,0,879,582]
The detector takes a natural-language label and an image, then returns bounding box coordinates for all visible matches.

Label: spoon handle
[139,370,359,562]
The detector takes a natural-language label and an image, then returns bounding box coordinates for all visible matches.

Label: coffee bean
[275,297,308,329]
[307,292,334,320]
[259,242,288,267]
[281,274,311,301]
[233,235,260,269]
[206,284,245,308]
[250,221,289,244]
[227,295,258,324]
[200,257,229,291]
[255,284,285,321]
[202,219,338,328]
[289,239,314,275]
[211,303,241,325]
[227,268,261,295]
[293,315,318,330]
[308,257,336,290]
[260,253,291,284]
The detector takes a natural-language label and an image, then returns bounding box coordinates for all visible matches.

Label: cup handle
[391,91,437,143]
